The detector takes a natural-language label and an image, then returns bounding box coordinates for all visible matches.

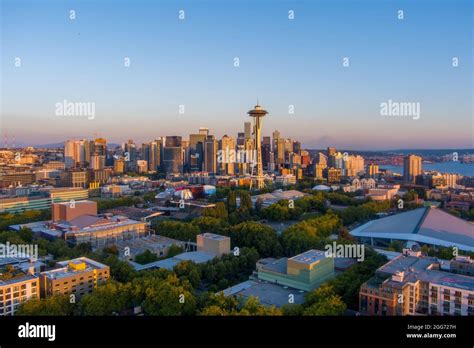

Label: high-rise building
[443,173,459,188]
[114,158,125,174]
[403,155,422,183]
[237,132,245,147]
[244,122,252,140]
[326,168,342,183]
[123,139,138,163]
[276,138,286,165]
[90,154,105,170]
[204,135,218,173]
[272,130,280,153]
[293,141,301,155]
[262,136,271,170]
[165,136,182,148]
[162,147,183,174]
[367,163,379,178]
[315,152,328,166]
[189,133,206,171]
[329,152,344,169]
[344,155,365,177]
[142,140,161,172]
[314,163,325,179]
[60,170,89,188]
[93,138,107,156]
[64,139,88,169]
[327,147,337,158]
[219,135,235,175]
[136,160,148,173]
[199,127,209,137]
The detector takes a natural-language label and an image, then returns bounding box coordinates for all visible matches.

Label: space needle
[247,102,268,190]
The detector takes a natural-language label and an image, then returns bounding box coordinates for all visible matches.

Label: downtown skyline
[1,0,473,149]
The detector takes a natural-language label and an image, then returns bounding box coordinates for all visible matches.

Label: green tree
[281,213,341,255]
[237,296,282,316]
[134,250,159,265]
[142,274,196,315]
[174,261,201,288]
[102,255,136,283]
[78,282,129,315]
[192,216,229,234]
[303,284,346,316]
[17,295,74,316]
[228,221,282,257]
[203,202,228,219]
[239,191,253,212]
[227,191,237,212]
[154,220,200,241]
[167,244,184,257]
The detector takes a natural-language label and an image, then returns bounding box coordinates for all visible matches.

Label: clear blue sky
[1,0,472,149]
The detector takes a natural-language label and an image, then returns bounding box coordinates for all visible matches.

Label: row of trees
[0,209,51,231]
[155,211,346,259]
[16,247,276,316]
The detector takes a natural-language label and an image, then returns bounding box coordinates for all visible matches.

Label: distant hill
[33,142,121,149]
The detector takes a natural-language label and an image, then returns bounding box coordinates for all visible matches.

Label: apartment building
[0,267,39,316]
[359,250,474,316]
[40,257,109,299]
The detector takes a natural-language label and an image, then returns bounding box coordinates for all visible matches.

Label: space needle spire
[247,102,268,190]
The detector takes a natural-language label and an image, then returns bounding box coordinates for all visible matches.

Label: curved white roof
[350,207,474,251]
[312,184,331,191]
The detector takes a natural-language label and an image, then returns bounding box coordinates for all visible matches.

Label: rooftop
[105,206,164,221]
[221,280,305,308]
[200,233,228,241]
[351,207,474,251]
[374,253,474,292]
[289,249,327,265]
[42,257,108,280]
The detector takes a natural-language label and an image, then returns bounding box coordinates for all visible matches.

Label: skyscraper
[244,122,252,140]
[204,135,218,173]
[64,139,88,169]
[276,138,286,165]
[327,147,337,158]
[247,103,268,189]
[237,132,245,147]
[367,163,379,178]
[404,155,422,183]
[262,136,271,170]
[219,135,235,175]
[272,130,280,153]
[162,147,183,174]
[163,136,183,174]
[199,127,209,137]
[189,133,206,171]
[142,140,161,172]
[165,136,182,148]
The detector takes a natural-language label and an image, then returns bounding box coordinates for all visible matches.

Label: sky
[0,0,472,150]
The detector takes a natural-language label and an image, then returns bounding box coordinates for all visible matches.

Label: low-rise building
[256,249,335,292]
[220,249,335,308]
[40,257,109,299]
[197,233,231,257]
